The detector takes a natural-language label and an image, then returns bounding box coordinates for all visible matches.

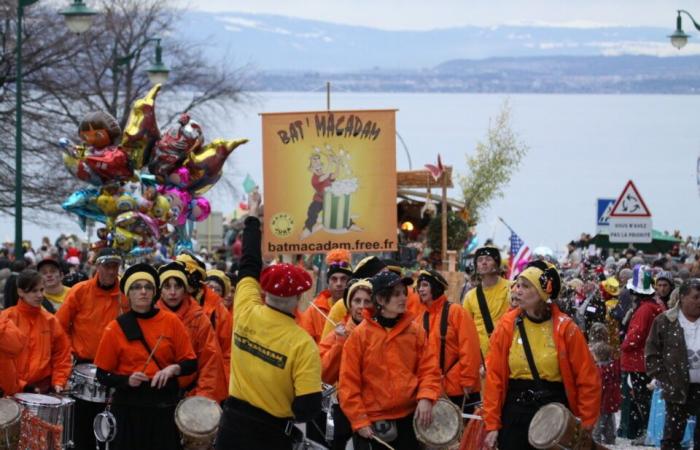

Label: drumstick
[371,435,396,450]
[309,302,338,327]
[142,335,164,372]
[462,413,483,420]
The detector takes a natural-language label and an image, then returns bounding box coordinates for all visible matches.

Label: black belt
[506,379,567,406]
[225,397,296,437]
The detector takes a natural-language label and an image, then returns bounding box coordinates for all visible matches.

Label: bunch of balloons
[61,84,248,256]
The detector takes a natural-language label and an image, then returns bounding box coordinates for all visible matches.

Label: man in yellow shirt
[462,246,511,359]
[38,258,69,312]
[216,191,322,450]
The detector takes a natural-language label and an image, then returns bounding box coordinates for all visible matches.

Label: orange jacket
[319,317,358,385]
[1,300,72,391]
[156,297,228,402]
[197,285,232,385]
[94,309,196,378]
[415,296,481,396]
[338,311,442,431]
[56,276,129,361]
[483,305,601,431]
[299,290,337,344]
[406,287,423,318]
[0,314,26,395]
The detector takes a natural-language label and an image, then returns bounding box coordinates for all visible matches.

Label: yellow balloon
[96,193,118,217]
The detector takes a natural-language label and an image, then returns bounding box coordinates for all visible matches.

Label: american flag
[508,231,531,280]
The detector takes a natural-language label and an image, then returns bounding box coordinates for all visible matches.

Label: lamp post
[13,0,97,258]
[669,10,700,50]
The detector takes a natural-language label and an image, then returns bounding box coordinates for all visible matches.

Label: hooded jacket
[319,317,358,385]
[621,297,664,372]
[483,305,601,431]
[157,296,228,402]
[338,310,442,431]
[196,284,232,384]
[0,314,26,395]
[56,276,129,361]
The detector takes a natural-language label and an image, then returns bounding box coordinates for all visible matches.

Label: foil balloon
[150,195,171,221]
[113,227,142,252]
[174,239,194,255]
[167,167,190,188]
[121,84,162,170]
[160,187,192,226]
[62,189,106,226]
[129,246,154,257]
[71,146,135,185]
[148,114,203,184]
[116,193,137,213]
[184,138,248,195]
[79,111,121,149]
[188,197,211,222]
[114,211,160,240]
[95,192,118,217]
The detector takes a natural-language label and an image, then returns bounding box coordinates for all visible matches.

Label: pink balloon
[159,186,192,226]
[188,197,211,222]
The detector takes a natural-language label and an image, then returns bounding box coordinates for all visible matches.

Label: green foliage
[460,100,528,223]
[427,212,470,251]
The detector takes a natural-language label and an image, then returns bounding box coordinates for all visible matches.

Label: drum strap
[515,315,541,384]
[117,312,164,370]
[422,301,451,373]
[476,285,494,336]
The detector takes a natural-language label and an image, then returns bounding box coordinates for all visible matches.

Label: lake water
[4,92,699,253]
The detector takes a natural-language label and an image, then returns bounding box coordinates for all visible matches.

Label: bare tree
[0,0,250,219]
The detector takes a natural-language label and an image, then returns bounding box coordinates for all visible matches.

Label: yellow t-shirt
[508,317,561,382]
[44,286,69,311]
[231,277,322,418]
[321,300,348,339]
[462,277,511,357]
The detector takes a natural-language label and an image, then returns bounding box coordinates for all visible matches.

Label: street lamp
[669,10,700,50]
[59,0,98,34]
[145,39,170,85]
[14,0,97,258]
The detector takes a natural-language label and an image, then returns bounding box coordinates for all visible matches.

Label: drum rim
[0,398,21,424]
[174,396,222,435]
[74,363,98,376]
[528,402,572,447]
[13,393,63,406]
[412,397,464,446]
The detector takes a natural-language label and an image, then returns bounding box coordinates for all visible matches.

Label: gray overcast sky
[190,0,697,30]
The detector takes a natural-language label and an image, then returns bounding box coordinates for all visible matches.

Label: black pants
[306,409,328,446]
[72,398,106,450]
[662,384,700,450]
[352,414,420,450]
[304,201,323,231]
[331,403,353,450]
[110,403,180,450]
[216,397,295,450]
[628,371,652,440]
[498,379,568,450]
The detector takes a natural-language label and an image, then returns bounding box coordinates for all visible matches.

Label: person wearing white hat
[620,265,665,444]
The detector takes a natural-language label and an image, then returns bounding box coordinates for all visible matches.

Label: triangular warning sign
[610,180,651,218]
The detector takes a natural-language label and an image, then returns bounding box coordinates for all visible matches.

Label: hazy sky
[192,0,697,30]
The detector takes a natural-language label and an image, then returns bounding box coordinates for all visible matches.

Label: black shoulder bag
[422,301,452,373]
[476,285,495,336]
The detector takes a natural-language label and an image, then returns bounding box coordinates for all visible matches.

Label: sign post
[608,180,652,244]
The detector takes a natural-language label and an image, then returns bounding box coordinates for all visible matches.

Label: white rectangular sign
[608,217,652,243]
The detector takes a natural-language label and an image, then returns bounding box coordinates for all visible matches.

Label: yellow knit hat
[206,269,231,298]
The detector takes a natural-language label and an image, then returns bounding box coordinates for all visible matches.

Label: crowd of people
[1,194,699,450]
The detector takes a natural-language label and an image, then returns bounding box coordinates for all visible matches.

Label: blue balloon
[466,235,479,254]
[62,189,107,225]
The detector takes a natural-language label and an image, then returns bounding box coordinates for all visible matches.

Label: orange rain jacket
[406,286,423,318]
[319,318,358,385]
[56,276,129,362]
[197,285,232,384]
[1,300,73,391]
[416,295,481,396]
[338,310,442,431]
[483,305,601,431]
[156,297,228,402]
[299,290,336,344]
[0,314,26,395]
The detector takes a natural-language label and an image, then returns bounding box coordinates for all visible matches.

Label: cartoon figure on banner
[301,144,361,239]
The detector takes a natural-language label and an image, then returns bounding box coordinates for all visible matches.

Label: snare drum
[56,396,75,449]
[0,398,20,450]
[413,397,463,449]
[13,393,62,425]
[174,396,222,450]
[528,402,606,450]
[69,364,111,403]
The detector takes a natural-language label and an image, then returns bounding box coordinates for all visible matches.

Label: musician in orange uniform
[56,247,129,450]
[319,278,373,450]
[156,262,228,402]
[0,269,72,393]
[95,263,197,450]
[482,261,601,450]
[0,314,25,396]
[300,249,353,344]
[416,269,481,410]
[339,271,441,449]
[176,253,232,382]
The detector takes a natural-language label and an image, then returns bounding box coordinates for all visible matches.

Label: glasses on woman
[130,283,155,292]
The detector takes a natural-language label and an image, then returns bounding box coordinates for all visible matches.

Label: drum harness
[476,285,493,368]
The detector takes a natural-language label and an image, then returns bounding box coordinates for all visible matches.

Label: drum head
[94,411,117,442]
[175,396,222,435]
[413,398,463,446]
[13,393,62,406]
[75,364,98,378]
[528,402,570,449]
[0,398,20,425]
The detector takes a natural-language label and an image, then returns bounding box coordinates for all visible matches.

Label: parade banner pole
[498,216,517,235]
[441,171,448,267]
[326,82,331,111]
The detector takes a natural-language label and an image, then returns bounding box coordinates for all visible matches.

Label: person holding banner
[416,269,481,411]
[462,246,512,359]
[482,261,600,450]
[339,270,441,449]
[94,263,197,450]
[216,191,322,450]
